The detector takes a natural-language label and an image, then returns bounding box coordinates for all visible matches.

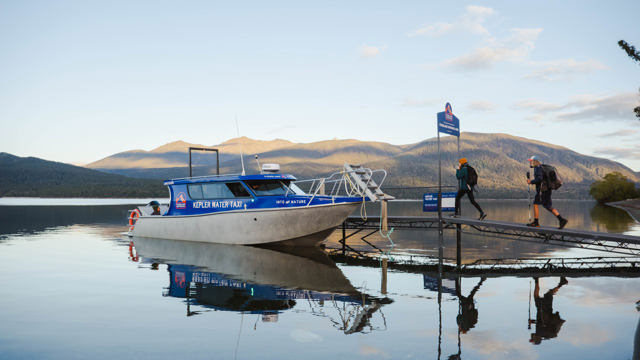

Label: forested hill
[0,153,166,198]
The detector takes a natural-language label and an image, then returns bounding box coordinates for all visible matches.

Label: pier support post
[381,257,388,295]
[381,200,388,232]
[456,224,462,269]
[341,222,346,255]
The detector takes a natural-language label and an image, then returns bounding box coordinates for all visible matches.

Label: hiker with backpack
[526,156,568,229]
[454,158,487,220]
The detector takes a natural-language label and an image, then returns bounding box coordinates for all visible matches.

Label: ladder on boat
[344,164,395,202]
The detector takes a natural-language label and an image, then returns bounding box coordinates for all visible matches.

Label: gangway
[343,163,395,202]
[342,215,640,257]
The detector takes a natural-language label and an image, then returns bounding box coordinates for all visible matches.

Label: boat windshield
[245,180,306,196]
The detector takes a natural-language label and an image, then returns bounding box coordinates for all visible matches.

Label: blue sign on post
[423,192,456,212]
[437,102,460,137]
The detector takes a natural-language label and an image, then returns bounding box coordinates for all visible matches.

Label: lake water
[0,199,639,359]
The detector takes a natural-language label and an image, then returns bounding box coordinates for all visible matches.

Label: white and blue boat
[127,163,392,246]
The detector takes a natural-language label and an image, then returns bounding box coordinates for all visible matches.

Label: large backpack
[466,165,478,187]
[541,164,562,190]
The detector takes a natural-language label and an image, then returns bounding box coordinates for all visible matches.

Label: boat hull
[130,201,359,246]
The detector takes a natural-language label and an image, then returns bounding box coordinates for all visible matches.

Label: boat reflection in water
[130,236,392,333]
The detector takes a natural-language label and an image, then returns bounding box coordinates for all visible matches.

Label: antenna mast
[236,115,246,175]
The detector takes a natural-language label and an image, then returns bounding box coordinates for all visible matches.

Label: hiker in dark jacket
[454,158,486,220]
[526,156,568,229]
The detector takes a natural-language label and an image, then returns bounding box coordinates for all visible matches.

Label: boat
[126,162,393,246]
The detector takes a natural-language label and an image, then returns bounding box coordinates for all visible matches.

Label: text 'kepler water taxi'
[127,162,393,246]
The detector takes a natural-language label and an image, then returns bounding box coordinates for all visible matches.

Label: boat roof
[164,173,297,186]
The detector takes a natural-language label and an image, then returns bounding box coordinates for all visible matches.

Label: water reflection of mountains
[132,237,391,327]
[364,200,637,232]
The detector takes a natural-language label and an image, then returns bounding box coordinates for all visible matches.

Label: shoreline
[607,199,640,224]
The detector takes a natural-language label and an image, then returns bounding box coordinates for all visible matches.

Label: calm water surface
[0,199,638,360]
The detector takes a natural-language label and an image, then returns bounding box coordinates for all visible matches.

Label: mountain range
[85,132,640,199]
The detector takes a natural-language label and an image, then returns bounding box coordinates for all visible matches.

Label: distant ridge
[81,133,640,198]
[0,153,165,198]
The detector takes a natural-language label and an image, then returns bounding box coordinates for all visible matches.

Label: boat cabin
[162,174,312,216]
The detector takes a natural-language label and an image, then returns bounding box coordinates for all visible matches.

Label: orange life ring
[129,209,140,231]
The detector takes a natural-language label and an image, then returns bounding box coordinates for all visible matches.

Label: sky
[1,0,639,171]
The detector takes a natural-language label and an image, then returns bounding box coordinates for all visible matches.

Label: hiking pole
[526,171,531,222]
[528,279,532,329]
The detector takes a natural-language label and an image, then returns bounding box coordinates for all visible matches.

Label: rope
[342,168,395,258]
[342,171,368,221]
[379,224,395,261]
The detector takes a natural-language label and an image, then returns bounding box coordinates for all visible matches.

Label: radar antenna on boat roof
[255,154,261,173]
[262,163,280,173]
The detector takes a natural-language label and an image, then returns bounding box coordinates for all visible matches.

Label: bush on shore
[589,172,640,204]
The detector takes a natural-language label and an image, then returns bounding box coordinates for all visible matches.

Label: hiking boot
[558,217,568,229]
[559,277,568,286]
[478,212,487,220]
[526,220,540,227]
[450,213,460,218]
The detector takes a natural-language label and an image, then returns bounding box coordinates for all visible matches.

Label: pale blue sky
[1,1,639,170]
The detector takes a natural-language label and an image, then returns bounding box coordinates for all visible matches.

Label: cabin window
[288,182,306,195]
[188,182,250,200]
[188,184,204,199]
[202,183,234,199]
[245,180,295,196]
[226,182,251,197]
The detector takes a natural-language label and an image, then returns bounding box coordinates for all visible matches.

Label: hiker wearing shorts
[526,156,568,229]
[454,158,486,220]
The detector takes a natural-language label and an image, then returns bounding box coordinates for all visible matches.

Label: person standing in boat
[454,158,486,220]
[149,200,161,215]
[526,156,568,229]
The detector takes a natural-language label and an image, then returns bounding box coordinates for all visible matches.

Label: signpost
[435,102,461,218]
[434,102,461,282]
[437,102,460,137]
[423,192,456,212]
